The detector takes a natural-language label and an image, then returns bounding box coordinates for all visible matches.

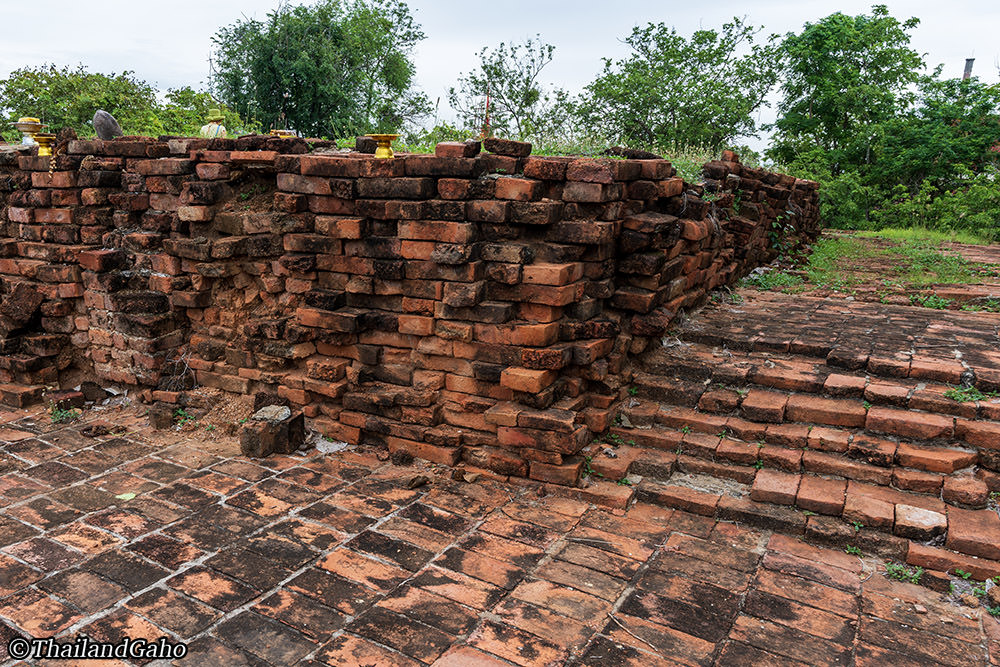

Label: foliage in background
[769,5,924,170]
[448,36,570,141]
[0,65,253,141]
[158,87,258,136]
[772,4,1000,241]
[0,64,163,139]
[577,18,781,152]
[210,0,428,137]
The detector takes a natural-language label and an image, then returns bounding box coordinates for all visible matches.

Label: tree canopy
[210,0,428,137]
[0,64,251,140]
[448,36,569,141]
[768,4,924,169]
[577,18,781,152]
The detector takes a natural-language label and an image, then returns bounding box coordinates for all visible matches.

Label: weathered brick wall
[0,136,819,484]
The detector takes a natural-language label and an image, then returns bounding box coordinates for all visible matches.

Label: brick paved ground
[0,405,997,666]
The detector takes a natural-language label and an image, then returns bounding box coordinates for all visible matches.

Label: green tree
[769,5,924,170]
[210,0,428,138]
[448,36,569,140]
[341,0,430,132]
[0,64,163,139]
[871,75,1000,190]
[577,18,780,152]
[158,87,257,136]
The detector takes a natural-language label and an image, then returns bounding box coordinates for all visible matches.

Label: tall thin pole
[963,58,975,80]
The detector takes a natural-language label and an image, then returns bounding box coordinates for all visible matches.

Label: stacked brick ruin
[0,136,819,484]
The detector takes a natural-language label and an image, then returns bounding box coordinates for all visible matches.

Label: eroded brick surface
[0,406,995,666]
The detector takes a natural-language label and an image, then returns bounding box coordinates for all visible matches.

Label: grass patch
[744,233,987,302]
[887,242,975,286]
[741,270,804,291]
[857,227,992,246]
[803,237,875,290]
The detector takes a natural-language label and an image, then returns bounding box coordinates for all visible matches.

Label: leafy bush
[871,168,1000,241]
[0,64,254,140]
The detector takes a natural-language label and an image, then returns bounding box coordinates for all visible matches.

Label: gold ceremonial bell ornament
[34,134,56,157]
[367,134,399,159]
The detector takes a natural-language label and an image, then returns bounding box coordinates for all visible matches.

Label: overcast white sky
[2,0,998,148]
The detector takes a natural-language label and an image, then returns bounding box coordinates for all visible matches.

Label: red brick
[795,476,846,515]
[740,389,787,423]
[906,543,1000,581]
[522,263,582,286]
[893,504,946,541]
[529,459,583,486]
[751,469,800,505]
[398,221,475,244]
[842,493,894,530]
[638,483,719,516]
[942,476,989,508]
[807,427,850,453]
[891,468,943,494]
[786,395,867,428]
[955,419,1000,449]
[866,407,953,440]
[946,507,1000,560]
[823,374,867,396]
[894,442,976,473]
[499,367,556,393]
[566,159,613,184]
[435,141,480,158]
[494,177,542,201]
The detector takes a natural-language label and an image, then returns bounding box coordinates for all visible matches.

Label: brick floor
[0,407,996,666]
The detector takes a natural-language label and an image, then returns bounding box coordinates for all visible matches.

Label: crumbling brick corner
[0,136,819,485]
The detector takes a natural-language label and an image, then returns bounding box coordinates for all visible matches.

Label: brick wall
[0,136,819,484]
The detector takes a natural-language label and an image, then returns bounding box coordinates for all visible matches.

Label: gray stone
[93,110,123,141]
[253,405,291,423]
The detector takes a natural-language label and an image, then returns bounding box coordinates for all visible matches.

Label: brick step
[623,402,991,478]
[600,424,991,513]
[0,382,45,408]
[632,476,1000,571]
[637,344,1000,421]
[637,379,1000,453]
[674,303,1000,392]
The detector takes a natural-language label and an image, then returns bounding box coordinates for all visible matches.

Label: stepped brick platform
[585,285,1000,597]
[0,406,996,666]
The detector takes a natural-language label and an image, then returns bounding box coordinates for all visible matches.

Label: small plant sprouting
[49,402,82,424]
[944,386,998,403]
[753,459,764,470]
[989,606,1000,618]
[628,386,638,397]
[800,509,816,517]
[955,568,973,580]
[862,400,872,412]
[885,562,923,584]
[617,477,633,487]
[582,456,604,480]
[851,520,864,533]
[204,424,216,432]
[680,425,692,434]
[845,545,862,556]
[909,293,952,310]
[174,407,195,426]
